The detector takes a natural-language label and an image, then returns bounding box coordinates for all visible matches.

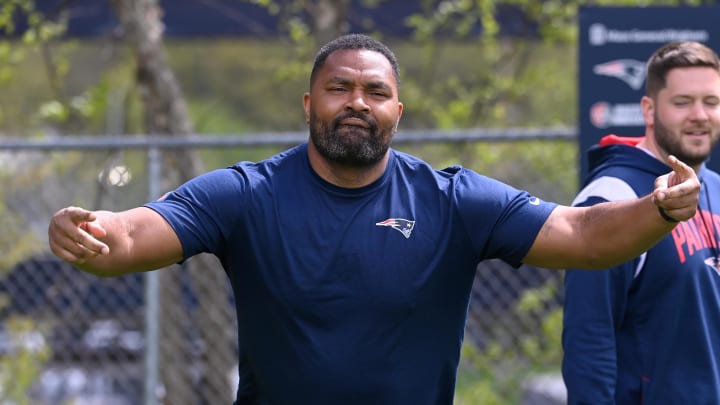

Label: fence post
[144,146,161,405]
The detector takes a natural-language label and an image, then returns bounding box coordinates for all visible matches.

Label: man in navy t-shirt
[48,34,700,404]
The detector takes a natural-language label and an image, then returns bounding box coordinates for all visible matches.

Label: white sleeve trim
[573,176,646,278]
[572,176,639,205]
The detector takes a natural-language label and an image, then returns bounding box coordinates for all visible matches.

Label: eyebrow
[328,76,393,92]
[670,94,720,100]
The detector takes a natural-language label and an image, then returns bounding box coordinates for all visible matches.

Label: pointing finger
[652,158,700,219]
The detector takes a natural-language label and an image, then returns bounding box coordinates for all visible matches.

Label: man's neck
[306,140,390,188]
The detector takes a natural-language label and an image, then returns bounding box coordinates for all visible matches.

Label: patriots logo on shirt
[376,218,415,239]
[704,256,720,276]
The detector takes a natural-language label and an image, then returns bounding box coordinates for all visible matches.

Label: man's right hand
[48,206,110,264]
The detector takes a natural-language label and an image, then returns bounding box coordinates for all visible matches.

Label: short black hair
[309,33,400,89]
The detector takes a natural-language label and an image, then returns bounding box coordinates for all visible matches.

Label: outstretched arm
[523,155,700,269]
[48,206,183,276]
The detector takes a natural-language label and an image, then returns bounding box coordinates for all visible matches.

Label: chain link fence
[0,128,576,405]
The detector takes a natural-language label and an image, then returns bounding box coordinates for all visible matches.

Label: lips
[684,130,710,137]
[339,117,371,128]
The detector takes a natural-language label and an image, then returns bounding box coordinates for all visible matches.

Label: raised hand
[653,155,701,222]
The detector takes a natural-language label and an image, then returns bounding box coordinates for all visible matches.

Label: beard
[309,110,393,167]
[654,111,720,168]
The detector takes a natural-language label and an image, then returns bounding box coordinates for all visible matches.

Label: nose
[345,90,370,113]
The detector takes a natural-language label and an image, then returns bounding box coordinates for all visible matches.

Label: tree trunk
[110,1,237,404]
[306,0,351,44]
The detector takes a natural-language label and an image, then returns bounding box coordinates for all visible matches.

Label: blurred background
[0,0,713,404]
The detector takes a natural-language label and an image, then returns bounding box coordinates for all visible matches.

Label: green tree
[0,3,61,400]
[2,1,236,403]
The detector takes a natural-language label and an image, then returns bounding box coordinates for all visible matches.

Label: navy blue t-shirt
[145,143,556,404]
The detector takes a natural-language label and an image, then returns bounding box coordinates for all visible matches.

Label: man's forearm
[579,194,676,269]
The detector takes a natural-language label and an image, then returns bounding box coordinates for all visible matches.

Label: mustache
[332,112,377,129]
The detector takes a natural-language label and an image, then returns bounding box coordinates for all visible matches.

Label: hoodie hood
[585,135,667,185]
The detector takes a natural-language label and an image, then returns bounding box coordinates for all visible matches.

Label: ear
[640,96,654,127]
[394,102,404,132]
[303,93,311,123]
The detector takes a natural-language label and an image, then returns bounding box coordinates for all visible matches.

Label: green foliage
[0,1,586,137]
[166,39,309,132]
[0,0,60,382]
[455,278,563,404]
[0,317,51,405]
[0,0,76,134]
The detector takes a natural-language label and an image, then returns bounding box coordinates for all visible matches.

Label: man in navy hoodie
[563,41,720,404]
